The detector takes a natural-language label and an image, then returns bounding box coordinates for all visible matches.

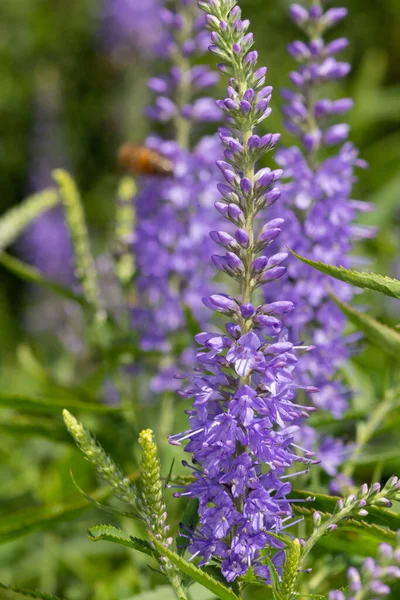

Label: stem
[343,390,396,479]
[168,568,190,600]
[173,3,193,151]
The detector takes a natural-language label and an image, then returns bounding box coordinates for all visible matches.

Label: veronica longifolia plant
[168,0,318,583]
[264,0,376,480]
[132,0,225,393]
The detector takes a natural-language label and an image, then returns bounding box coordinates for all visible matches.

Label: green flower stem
[173,2,193,151]
[343,387,398,479]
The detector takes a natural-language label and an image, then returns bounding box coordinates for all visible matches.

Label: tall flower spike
[265,0,375,478]
[132,0,224,394]
[169,0,317,583]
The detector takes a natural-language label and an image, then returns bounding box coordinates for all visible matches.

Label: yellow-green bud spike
[63,409,140,509]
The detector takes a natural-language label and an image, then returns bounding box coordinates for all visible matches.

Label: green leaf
[0,488,109,544]
[88,525,154,557]
[0,392,122,414]
[292,489,400,530]
[0,252,87,307]
[183,304,201,338]
[0,583,64,600]
[331,293,400,358]
[289,249,400,299]
[177,498,199,556]
[70,472,141,521]
[0,189,59,251]
[0,415,70,442]
[150,535,240,600]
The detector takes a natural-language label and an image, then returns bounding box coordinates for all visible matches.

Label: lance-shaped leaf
[289,249,400,299]
[0,189,59,251]
[0,488,109,544]
[150,535,240,600]
[0,393,122,414]
[0,252,87,307]
[88,524,154,557]
[176,498,199,556]
[53,170,103,317]
[0,583,64,600]
[0,415,70,442]
[331,293,400,358]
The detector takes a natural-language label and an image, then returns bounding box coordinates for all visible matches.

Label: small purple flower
[328,541,400,599]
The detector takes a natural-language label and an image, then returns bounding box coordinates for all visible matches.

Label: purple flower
[265,2,375,472]
[169,0,317,582]
[100,0,165,60]
[328,541,400,599]
[18,70,74,286]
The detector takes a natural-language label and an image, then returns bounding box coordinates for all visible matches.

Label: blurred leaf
[0,252,87,307]
[123,586,217,600]
[0,392,122,414]
[150,535,240,600]
[292,489,400,529]
[183,304,201,338]
[331,294,400,358]
[360,173,400,229]
[0,583,64,600]
[289,250,400,299]
[0,488,109,544]
[0,415,70,442]
[176,498,199,556]
[88,525,154,557]
[0,189,58,251]
[70,472,141,521]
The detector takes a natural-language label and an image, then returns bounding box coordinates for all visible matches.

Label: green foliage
[176,498,199,556]
[0,252,87,307]
[0,190,59,251]
[0,393,121,414]
[331,293,400,357]
[0,488,109,544]
[0,414,70,442]
[289,250,400,299]
[150,536,240,600]
[88,525,155,558]
[0,583,64,600]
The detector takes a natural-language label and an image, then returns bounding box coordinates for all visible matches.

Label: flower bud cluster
[169,0,318,583]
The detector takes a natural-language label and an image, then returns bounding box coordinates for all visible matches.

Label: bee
[118,143,174,177]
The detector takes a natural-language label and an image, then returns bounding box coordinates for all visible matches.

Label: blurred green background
[0,0,399,598]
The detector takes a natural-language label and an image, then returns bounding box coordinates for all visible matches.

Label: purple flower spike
[132,0,225,392]
[265,1,376,474]
[170,0,317,583]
